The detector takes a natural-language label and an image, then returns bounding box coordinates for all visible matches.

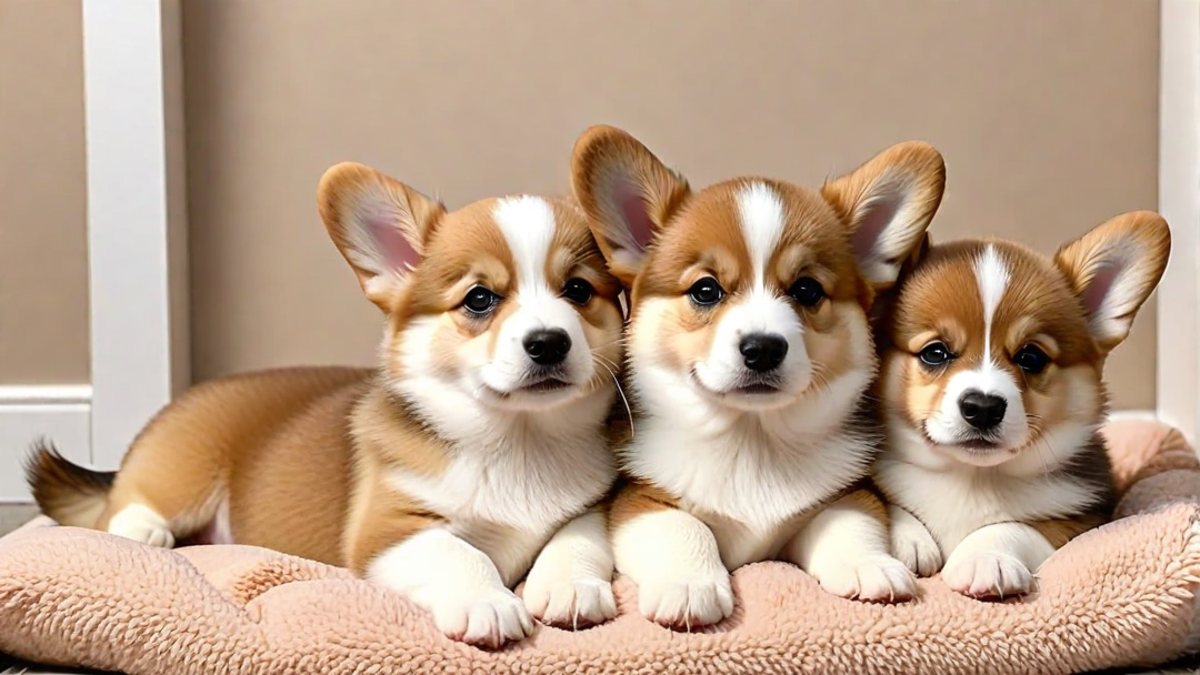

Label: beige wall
[0,0,89,384]
[183,0,1161,409]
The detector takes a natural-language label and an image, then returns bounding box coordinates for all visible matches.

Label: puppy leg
[369,528,534,648]
[888,504,944,577]
[522,506,616,629]
[941,522,1055,598]
[786,489,916,602]
[611,485,733,629]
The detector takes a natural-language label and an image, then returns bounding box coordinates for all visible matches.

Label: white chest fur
[875,436,1102,553]
[387,426,615,584]
[628,412,873,569]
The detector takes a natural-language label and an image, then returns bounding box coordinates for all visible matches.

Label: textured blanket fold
[1,419,1198,675]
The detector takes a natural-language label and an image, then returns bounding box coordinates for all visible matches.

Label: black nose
[739,333,789,373]
[523,329,571,366]
[958,390,1007,430]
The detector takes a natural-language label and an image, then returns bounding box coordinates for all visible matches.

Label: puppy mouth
[689,367,786,398]
[921,427,1007,453]
[518,377,573,394]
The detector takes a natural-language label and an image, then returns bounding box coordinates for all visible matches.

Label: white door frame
[0,0,187,502]
[1157,0,1200,443]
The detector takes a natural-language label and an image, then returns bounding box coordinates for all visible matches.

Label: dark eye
[787,277,826,307]
[562,278,595,305]
[918,342,953,367]
[462,286,500,315]
[1013,344,1051,374]
[687,277,725,306]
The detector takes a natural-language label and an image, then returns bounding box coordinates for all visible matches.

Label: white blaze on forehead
[736,182,785,290]
[492,196,557,297]
[973,244,1011,368]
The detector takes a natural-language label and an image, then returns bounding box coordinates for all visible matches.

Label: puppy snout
[739,333,788,373]
[523,328,571,366]
[958,390,1007,430]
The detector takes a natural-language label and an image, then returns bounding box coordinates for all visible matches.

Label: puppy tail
[23,439,115,528]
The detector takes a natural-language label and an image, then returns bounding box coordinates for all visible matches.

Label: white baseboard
[0,386,92,503]
[1106,409,1161,424]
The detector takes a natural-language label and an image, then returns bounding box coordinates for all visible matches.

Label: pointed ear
[317,162,445,312]
[570,125,690,287]
[1054,211,1171,353]
[821,141,946,291]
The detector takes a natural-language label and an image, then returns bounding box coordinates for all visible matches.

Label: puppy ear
[317,162,445,312]
[571,125,690,287]
[821,141,946,291]
[1054,211,1171,353]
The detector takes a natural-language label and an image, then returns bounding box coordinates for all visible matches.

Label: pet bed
[1,419,1199,675]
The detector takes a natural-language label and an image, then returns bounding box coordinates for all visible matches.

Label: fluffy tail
[23,439,115,528]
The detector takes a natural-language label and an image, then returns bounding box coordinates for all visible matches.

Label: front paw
[636,571,734,630]
[523,572,616,630]
[808,553,916,602]
[429,588,535,649]
[890,517,943,577]
[941,550,1032,599]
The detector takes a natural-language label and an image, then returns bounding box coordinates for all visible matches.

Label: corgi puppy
[873,212,1170,598]
[570,126,946,628]
[26,162,626,648]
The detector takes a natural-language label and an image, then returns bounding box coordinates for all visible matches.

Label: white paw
[523,574,616,630]
[429,588,534,649]
[941,550,1033,599]
[890,518,943,577]
[809,553,916,602]
[636,571,734,630]
[107,504,176,548]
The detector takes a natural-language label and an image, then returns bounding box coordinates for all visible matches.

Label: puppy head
[318,162,623,413]
[571,126,945,414]
[881,212,1170,467]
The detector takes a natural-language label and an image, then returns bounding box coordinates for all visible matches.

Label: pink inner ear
[1081,261,1120,316]
[613,178,656,251]
[367,212,419,271]
[851,192,903,262]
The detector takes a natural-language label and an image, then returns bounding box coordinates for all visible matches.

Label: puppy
[873,212,1171,598]
[570,126,946,628]
[26,162,626,647]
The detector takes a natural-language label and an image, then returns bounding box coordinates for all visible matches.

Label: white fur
[612,508,734,628]
[691,182,811,408]
[522,509,617,628]
[877,417,1104,556]
[620,299,885,586]
[940,522,1056,597]
[484,196,595,401]
[888,504,942,577]
[107,503,174,548]
[785,493,916,601]
[368,528,534,648]
[925,245,1030,453]
[736,182,785,285]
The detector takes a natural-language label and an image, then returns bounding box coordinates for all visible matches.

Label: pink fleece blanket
[2,419,1199,674]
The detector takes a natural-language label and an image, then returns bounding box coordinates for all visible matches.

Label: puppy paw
[941,550,1033,599]
[523,572,616,630]
[430,589,535,649]
[890,517,943,577]
[107,504,176,548]
[809,553,917,602]
[636,571,734,630]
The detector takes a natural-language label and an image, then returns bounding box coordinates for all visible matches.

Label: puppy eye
[687,277,725,307]
[562,278,595,305]
[1013,344,1051,374]
[787,277,826,308]
[462,286,500,315]
[918,342,954,367]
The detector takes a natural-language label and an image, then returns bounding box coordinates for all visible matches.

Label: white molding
[1157,0,1200,445]
[0,387,92,503]
[82,0,189,470]
[1105,409,1161,424]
